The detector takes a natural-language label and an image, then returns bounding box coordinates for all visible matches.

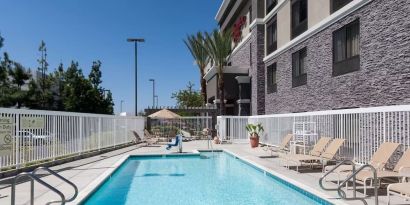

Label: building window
[330,0,353,13]
[291,0,308,39]
[266,0,278,14]
[333,19,360,76]
[267,63,277,93]
[292,47,307,87]
[266,16,277,55]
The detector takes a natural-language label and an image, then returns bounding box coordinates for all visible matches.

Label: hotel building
[207,0,409,116]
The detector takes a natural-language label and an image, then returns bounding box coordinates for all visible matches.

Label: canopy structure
[148,109,181,119]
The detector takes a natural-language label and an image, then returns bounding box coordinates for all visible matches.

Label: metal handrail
[319,160,356,195]
[337,164,379,205]
[11,172,65,205]
[32,167,78,202]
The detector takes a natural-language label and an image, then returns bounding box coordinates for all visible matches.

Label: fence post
[79,116,83,155]
[52,115,56,161]
[383,112,386,143]
[98,118,101,151]
[15,114,20,169]
[125,118,128,144]
[113,118,116,148]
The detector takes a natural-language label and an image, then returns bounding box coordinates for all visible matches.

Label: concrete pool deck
[0,141,406,205]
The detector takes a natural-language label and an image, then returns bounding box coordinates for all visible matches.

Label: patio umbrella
[148,109,181,141]
[148,109,181,119]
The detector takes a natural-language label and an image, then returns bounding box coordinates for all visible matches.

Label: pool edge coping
[70,151,201,204]
[72,150,348,205]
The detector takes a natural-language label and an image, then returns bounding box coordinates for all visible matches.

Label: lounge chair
[354,148,410,196]
[324,142,401,184]
[144,129,159,145]
[180,130,194,141]
[387,182,410,205]
[132,131,145,144]
[286,138,345,171]
[263,134,293,156]
[281,137,332,170]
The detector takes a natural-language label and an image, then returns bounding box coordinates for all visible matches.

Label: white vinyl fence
[0,108,145,170]
[217,105,410,164]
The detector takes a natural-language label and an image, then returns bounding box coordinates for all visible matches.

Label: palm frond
[203,29,232,73]
[183,32,209,70]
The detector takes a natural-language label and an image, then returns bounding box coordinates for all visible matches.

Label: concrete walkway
[0,141,406,205]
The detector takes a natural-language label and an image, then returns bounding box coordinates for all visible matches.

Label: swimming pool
[82,151,333,205]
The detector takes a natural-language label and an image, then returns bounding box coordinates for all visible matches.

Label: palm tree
[203,29,232,115]
[184,32,209,105]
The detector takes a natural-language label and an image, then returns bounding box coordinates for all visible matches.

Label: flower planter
[249,133,259,148]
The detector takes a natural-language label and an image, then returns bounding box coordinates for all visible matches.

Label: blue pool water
[83,152,332,205]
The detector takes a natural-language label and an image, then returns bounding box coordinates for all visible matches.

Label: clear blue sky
[0,0,221,114]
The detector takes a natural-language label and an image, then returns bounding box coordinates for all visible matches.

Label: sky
[0,0,222,115]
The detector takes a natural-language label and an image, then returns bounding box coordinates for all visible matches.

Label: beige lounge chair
[387,182,410,205]
[286,138,345,171]
[281,137,332,170]
[263,134,293,155]
[132,131,144,144]
[324,142,401,184]
[354,148,410,196]
[144,129,159,145]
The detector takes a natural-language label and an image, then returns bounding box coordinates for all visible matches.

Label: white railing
[217,105,410,164]
[150,116,212,139]
[0,108,145,170]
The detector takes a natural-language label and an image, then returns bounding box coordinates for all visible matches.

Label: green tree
[49,63,66,111]
[8,62,31,108]
[61,61,114,114]
[184,32,209,105]
[102,90,114,114]
[172,81,203,108]
[37,40,48,88]
[89,60,102,88]
[62,61,89,112]
[0,53,14,106]
[204,29,232,115]
[0,33,3,49]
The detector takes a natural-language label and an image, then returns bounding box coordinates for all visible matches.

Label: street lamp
[149,79,155,108]
[154,95,158,108]
[120,100,124,113]
[127,38,145,116]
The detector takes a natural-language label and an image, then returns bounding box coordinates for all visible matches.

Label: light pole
[154,95,158,107]
[127,38,145,116]
[120,100,124,113]
[149,79,155,108]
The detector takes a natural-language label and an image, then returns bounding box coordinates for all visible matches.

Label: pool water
[83,152,331,205]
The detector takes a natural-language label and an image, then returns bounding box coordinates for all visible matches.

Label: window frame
[267,63,277,94]
[266,0,278,14]
[330,0,353,13]
[292,47,307,87]
[332,19,360,76]
[291,0,308,39]
[266,16,278,55]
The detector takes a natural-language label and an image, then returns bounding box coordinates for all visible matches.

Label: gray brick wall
[264,0,410,114]
[230,24,266,115]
